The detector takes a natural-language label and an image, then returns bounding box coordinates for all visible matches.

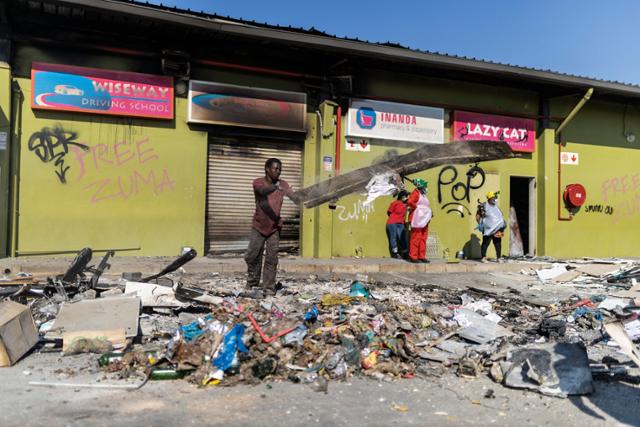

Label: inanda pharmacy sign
[346,99,444,144]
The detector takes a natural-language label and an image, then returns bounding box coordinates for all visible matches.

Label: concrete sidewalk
[0,255,550,277]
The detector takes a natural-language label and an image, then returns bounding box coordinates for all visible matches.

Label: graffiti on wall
[601,173,640,224]
[28,125,89,183]
[71,137,175,203]
[437,164,485,217]
[584,204,614,215]
[336,199,375,224]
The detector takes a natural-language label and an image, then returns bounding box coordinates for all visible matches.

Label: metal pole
[15,247,141,256]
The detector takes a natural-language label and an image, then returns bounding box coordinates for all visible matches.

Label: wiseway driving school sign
[31,62,174,119]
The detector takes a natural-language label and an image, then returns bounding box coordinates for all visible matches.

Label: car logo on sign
[356,107,376,129]
[54,85,84,96]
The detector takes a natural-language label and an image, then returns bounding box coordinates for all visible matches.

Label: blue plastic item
[213,324,249,371]
[303,306,319,322]
[572,307,603,321]
[181,314,213,342]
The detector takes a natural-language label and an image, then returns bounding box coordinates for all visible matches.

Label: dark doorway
[510,177,535,255]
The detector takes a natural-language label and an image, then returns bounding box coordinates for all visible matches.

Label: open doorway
[509,177,536,256]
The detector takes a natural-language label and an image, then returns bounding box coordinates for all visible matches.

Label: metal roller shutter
[207,137,302,254]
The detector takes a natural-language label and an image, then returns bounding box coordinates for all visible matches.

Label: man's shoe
[263,288,277,297]
[391,252,400,259]
[408,258,420,263]
[241,288,265,299]
[420,259,430,263]
[480,257,488,263]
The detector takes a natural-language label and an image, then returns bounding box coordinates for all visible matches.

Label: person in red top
[386,190,409,258]
[244,158,296,296]
[407,178,433,263]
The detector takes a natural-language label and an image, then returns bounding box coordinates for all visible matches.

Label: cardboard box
[0,301,39,367]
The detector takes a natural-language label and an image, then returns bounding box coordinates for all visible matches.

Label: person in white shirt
[476,191,506,262]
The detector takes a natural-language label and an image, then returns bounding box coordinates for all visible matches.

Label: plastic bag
[213,324,249,371]
[349,281,370,298]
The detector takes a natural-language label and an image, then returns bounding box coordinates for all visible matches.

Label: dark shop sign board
[188,80,307,132]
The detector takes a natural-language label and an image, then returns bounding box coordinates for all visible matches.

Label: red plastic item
[563,184,587,207]
[571,299,595,309]
[247,312,297,344]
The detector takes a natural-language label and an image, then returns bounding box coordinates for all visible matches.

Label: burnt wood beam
[293,140,515,208]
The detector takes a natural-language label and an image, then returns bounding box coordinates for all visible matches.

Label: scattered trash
[124,281,189,308]
[62,329,127,355]
[0,301,38,367]
[46,296,141,339]
[536,265,569,282]
[391,403,409,412]
[348,281,370,299]
[604,322,640,368]
[538,318,567,338]
[4,251,640,399]
[454,309,512,344]
[503,343,593,397]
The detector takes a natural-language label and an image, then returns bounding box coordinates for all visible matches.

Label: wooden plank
[293,140,515,208]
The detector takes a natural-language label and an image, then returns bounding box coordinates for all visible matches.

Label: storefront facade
[2,0,640,259]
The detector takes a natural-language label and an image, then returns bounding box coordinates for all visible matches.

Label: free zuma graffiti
[600,174,640,224]
[437,164,485,217]
[70,137,175,204]
[28,125,89,183]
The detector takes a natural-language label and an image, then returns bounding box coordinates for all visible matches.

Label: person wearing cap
[386,190,409,259]
[476,191,506,262]
[407,178,433,263]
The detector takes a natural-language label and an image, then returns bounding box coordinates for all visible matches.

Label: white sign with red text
[346,138,371,152]
[346,99,444,144]
[560,152,580,165]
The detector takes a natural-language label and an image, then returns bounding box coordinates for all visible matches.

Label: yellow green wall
[303,71,541,259]
[14,77,208,256]
[0,63,11,257]
[10,47,640,260]
[541,98,640,258]
[301,86,640,259]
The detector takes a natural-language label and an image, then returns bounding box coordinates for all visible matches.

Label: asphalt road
[1,351,639,427]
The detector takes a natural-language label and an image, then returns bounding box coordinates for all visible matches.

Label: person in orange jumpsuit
[407,178,433,263]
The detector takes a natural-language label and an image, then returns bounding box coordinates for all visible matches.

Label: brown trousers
[244,228,280,290]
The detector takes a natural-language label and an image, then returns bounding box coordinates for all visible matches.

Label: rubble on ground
[2,249,640,399]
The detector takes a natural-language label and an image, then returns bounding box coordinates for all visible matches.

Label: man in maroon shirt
[245,158,296,296]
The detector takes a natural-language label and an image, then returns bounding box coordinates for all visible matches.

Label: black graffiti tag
[28,125,89,183]
[437,164,486,217]
[584,204,614,215]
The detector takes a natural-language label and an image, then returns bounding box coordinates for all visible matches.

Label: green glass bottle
[98,352,124,367]
[150,369,187,380]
